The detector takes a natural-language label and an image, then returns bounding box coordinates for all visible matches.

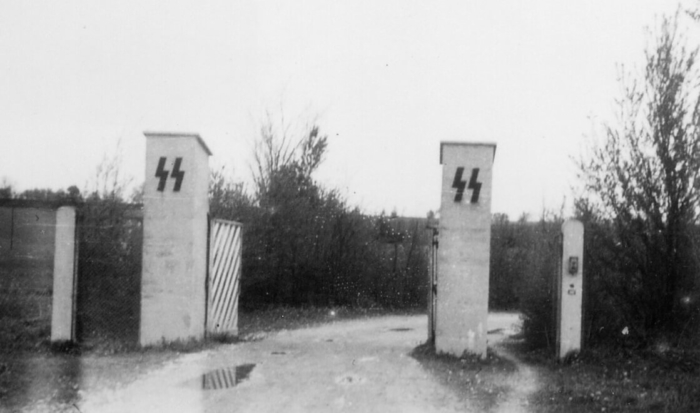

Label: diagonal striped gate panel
[207,219,242,336]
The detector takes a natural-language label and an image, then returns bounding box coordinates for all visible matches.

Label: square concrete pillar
[140,132,212,346]
[51,205,77,342]
[436,141,496,358]
[556,219,584,359]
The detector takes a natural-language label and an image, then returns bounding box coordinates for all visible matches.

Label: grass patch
[409,341,517,412]
[76,332,244,356]
[0,288,52,353]
[509,340,700,413]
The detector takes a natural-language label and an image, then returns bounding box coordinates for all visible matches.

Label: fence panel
[75,203,142,347]
[207,219,242,336]
[0,202,58,350]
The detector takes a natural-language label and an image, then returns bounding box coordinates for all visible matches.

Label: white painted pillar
[436,142,496,358]
[140,132,212,346]
[51,206,77,342]
[556,219,584,359]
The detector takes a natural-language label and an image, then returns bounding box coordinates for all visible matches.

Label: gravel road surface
[18,313,527,413]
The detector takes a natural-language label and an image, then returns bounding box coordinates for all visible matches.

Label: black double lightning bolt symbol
[155,157,169,191]
[452,167,482,204]
[467,168,481,203]
[155,157,185,192]
[452,167,467,202]
[171,158,185,191]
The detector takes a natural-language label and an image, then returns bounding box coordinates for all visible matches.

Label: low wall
[0,200,62,348]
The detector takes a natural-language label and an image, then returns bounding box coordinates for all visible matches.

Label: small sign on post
[140,132,212,346]
[555,219,584,359]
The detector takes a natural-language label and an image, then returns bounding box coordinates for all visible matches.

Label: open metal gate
[206,219,242,336]
[428,227,438,343]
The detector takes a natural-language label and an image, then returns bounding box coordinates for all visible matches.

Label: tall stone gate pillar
[140,132,212,346]
[436,141,496,358]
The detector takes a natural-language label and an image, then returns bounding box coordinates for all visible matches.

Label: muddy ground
[1,313,529,413]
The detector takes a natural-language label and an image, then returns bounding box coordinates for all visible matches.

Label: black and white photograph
[1,1,699,412]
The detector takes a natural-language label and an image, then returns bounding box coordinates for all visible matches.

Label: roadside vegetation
[495,9,700,413]
[410,342,517,412]
[517,342,700,412]
[506,8,700,354]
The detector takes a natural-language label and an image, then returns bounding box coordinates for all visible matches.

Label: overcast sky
[1,0,697,219]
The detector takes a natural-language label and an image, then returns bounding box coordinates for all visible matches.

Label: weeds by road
[512,341,700,412]
[410,342,517,412]
[409,313,700,413]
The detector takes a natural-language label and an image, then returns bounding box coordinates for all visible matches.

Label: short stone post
[555,219,584,359]
[51,205,77,342]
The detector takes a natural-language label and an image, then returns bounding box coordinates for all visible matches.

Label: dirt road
[46,313,530,413]
[488,313,539,413]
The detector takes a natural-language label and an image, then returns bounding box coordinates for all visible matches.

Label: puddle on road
[389,328,413,332]
[201,364,256,390]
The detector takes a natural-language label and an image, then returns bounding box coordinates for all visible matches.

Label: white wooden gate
[207,219,242,336]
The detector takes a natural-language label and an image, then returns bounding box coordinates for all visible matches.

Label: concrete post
[556,219,584,359]
[51,206,77,342]
[140,132,212,346]
[436,142,496,358]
